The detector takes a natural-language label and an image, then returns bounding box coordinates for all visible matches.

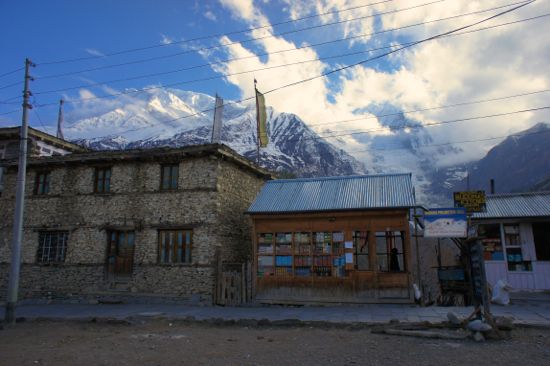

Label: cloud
[160,34,174,45]
[204,10,217,21]
[84,48,105,57]
[207,0,550,168]
[219,0,270,25]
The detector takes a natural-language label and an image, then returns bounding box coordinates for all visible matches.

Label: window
[94,167,111,193]
[376,231,405,272]
[503,224,532,271]
[37,231,68,263]
[479,224,504,261]
[161,164,178,190]
[533,223,550,261]
[35,171,51,195]
[158,229,192,263]
[256,231,345,278]
[353,231,370,270]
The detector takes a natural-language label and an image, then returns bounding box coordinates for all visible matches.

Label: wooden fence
[215,260,252,306]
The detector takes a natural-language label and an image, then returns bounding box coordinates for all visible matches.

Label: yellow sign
[453,191,486,213]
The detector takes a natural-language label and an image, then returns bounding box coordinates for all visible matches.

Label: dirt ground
[1,320,549,366]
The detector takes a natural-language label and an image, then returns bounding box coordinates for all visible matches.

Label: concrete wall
[0,153,266,302]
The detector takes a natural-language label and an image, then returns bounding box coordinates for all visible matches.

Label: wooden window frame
[34,171,51,195]
[375,230,406,272]
[353,231,370,271]
[160,164,179,191]
[158,229,192,264]
[94,167,112,193]
[37,231,68,263]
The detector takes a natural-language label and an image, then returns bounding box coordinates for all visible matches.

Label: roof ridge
[269,173,412,184]
[488,191,550,198]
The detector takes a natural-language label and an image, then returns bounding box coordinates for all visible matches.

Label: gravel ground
[1,320,549,366]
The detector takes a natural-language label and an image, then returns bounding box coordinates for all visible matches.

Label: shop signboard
[424,208,467,238]
[453,191,486,213]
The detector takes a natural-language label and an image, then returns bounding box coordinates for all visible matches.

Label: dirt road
[1,321,549,365]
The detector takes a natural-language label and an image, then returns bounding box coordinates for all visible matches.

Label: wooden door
[107,231,135,277]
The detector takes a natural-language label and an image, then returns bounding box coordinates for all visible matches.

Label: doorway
[106,230,135,279]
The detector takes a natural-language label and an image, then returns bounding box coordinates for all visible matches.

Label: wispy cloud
[160,34,174,45]
[204,10,217,21]
[84,48,105,57]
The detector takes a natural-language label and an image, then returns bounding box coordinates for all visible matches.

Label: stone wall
[0,150,268,302]
[215,158,266,263]
[0,263,104,299]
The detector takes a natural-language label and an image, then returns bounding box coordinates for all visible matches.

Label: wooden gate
[215,261,252,306]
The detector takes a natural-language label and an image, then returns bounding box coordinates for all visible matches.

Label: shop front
[248,174,417,304]
[473,192,550,291]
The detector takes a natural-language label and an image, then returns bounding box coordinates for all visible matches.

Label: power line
[223,106,549,148]
[32,8,546,107]
[0,67,24,79]
[55,1,538,141]
[306,89,550,128]
[0,109,20,116]
[31,103,53,134]
[297,106,550,142]
[347,128,550,152]
[0,80,22,91]
[37,0,397,66]
[36,0,539,143]
[0,95,22,103]
[35,6,545,96]
[78,89,550,145]
[35,0,449,80]
[260,1,535,97]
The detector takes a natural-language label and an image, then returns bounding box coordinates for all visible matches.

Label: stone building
[0,144,270,303]
[0,126,87,194]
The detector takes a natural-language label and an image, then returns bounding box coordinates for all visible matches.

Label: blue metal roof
[472,191,550,219]
[248,173,416,214]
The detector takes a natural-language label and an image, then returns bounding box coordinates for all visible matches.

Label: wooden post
[241,262,246,305]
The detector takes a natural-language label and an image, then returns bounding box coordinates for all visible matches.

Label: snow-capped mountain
[65,88,549,205]
[428,122,550,200]
[68,88,366,177]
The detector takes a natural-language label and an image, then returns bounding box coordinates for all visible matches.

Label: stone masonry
[0,144,269,303]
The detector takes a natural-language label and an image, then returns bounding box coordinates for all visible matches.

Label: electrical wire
[219,105,549,149]
[37,0,397,65]
[31,104,53,134]
[0,109,20,116]
[306,89,550,128]
[347,128,550,152]
[296,106,550,142]
[0,80,21,91]
[36,0,532,80]
[0,67,24,79]
[32,0,539,142]
[32,10,548,107]
[35,8,547,95]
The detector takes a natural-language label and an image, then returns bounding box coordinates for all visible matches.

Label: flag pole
[254,79,260,165]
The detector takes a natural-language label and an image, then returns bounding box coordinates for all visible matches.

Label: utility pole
[56,99,64,139]
[5,58,35,324]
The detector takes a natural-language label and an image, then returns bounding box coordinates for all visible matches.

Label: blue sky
[1,0,549,166]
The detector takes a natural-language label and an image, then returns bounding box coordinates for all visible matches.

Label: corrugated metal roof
[472,191,550,219]
[248,173,416,214]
